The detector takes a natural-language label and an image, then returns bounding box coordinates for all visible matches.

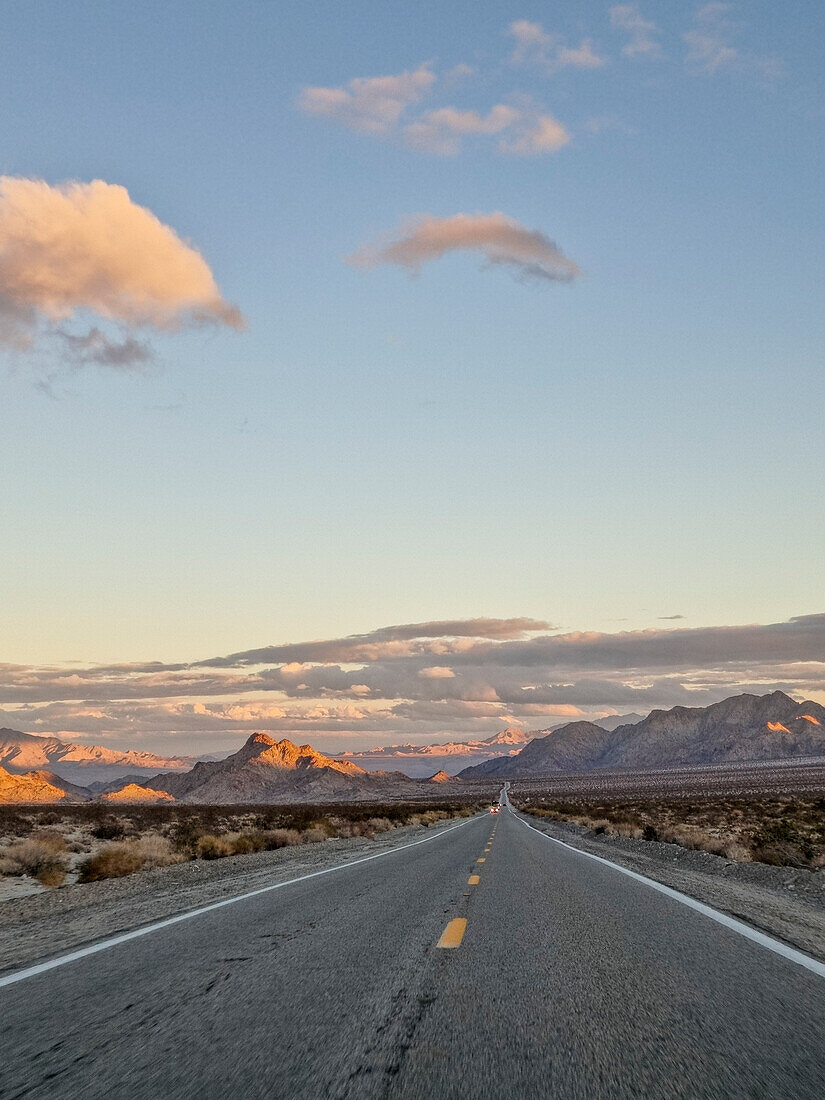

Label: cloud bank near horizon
[0,177,242,366]
[2,614,825,754]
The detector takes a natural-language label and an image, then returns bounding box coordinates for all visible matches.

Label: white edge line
[0,815,478,991]
[514,810,825,980]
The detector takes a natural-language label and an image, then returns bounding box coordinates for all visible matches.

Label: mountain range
[2,693,823,803]
[340,716,644,776]
[0,729,206,786]
[142,734,431,804]
[459,692,825,778]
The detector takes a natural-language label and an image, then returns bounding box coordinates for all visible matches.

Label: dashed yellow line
[477,857,486,863]
[437,918,467,949]
[468,874,480,885]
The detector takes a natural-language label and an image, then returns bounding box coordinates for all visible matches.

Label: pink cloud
[348,212,581,283]
[0,177,242,362]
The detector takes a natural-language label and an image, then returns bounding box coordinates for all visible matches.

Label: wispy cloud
[298,64,435,134]
[404,101,569,157]
[609,4,663,59]
[684,4,781,77]
[404,104,519,155]
[507,20,606,74]
[57,327,153,369]
[0,178,242,367]
[347,212,582,283]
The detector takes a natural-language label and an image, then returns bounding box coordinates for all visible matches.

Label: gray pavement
[2,804,825,1099]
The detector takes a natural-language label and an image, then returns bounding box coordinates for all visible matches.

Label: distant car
[489,805,501,814]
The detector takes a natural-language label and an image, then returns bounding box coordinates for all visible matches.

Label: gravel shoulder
[0,817,472,976]
[517,809,825,963]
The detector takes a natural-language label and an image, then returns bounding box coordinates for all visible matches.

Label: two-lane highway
[2,803,825,1098]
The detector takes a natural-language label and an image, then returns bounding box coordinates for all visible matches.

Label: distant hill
[589,713,646,732]
[100,783,175,804]
[459,692,825,778]
[340,726,532,776]
[0,764,91,804]
[0,729,206,786]
[142,733,424,804]
[341,717,646,777]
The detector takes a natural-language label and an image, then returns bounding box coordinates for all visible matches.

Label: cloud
[298,59,570,158]
[609,4,663,59]
[404,104,519,155]
[203,617,551,667]
[684,4,737,72]
[57,327,153,369]
[347,213,581,284]
[404,102,569,157]
[507,20,606,74]
[658,614,685,620]
[555,41,606,71]
[0,177,242,363]
[4,614,825,753]
[498,112,570,156]
[298,64,435,134]
[684,4,781,77]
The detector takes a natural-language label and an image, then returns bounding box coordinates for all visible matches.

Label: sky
[1,1,823,753]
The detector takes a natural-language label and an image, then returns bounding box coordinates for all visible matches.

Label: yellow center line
[437,918,467,949]
[468,874,480,885]
[477,857,486,863]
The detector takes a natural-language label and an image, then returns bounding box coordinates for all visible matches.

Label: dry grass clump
[137,835,185,869]
[78,843,143,882]
[0,833,69,887]
[77,836,184,882]
[195,833,234,860]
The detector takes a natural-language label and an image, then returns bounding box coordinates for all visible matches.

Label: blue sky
[1,3,823,750]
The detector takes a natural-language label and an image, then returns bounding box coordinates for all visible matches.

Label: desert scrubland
[0,798,485,900]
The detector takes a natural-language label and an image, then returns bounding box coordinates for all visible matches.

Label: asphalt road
[2,800,825,1099]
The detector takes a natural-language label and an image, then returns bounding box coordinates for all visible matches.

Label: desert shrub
[262,828,303,849]
[0,812,33,838]
[137,835,184,869]
[229,832,258,855]
[78,842,144,882]
[3,836,69,887]
[750,820,814,864]
[195,834,234,860]
[28,830,67,852]
[367,817,393,834]
[91,820,126,841]
[722,842,752,862]
[749,841,810,868]
[301,826,328,844]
